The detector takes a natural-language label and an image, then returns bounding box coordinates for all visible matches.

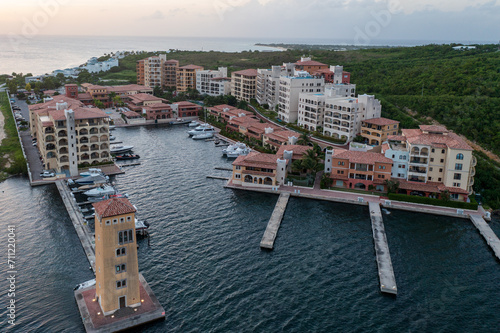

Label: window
[428,177,432,181]
[429,167,433,171]
[430,158,434,162]
[113,219,118,225]
[105,220,110,226]
[120,217,125,223]
[235,165,241,170]
[118,229,133,245]
[431,148,435,153]
[440,159,444,163]
[439,168,443,172]
[378,175,385,179]
[454,173,462,180]
[115,264,126,274]
[455,163,463,170]
[438,178,442,182]
[116,279,127,289]
[441,149,445,154]
[116,247,126,257]
[235,174,241,179]
[456,153,464,160]
[338,161,345,166]
[453,182,461,187]
[127,216,131,222]
[392,155,395,159]
[378,165,386,170]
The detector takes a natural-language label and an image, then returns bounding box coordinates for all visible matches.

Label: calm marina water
[1,125,499,332]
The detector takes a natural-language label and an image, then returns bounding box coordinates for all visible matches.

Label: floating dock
[206,175,229,180]
[56,180,96,273]
[260,193,290,250]
[369,202,397,295]
[214,167,233,171]
[470,214,500,260]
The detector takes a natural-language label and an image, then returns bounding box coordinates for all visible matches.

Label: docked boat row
[221,142,252,158]
[188,123,215,140]
[110,144,134,154]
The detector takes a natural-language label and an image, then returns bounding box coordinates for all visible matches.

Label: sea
[0,125,499,332]
[0,35,495,76]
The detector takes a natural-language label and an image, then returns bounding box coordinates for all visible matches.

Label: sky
[1,0,499,43]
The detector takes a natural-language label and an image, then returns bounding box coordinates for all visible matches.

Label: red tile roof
[232,69,258,77]
[363,117,399,126]
[93,198,136,219]
[397,179,469,195]
[333,150,393,164]
[233,151,278,169]
[210,104,237,112]
[264,130,300,143]
[128,93,161,103]
[179,64,203,70]
[295,60,327,66]
[387,135,407,141]
[402,128,472,150]
[49,107,107,121]
[419,125,448,133]
[247,122,281,133]
[277,145,311,160]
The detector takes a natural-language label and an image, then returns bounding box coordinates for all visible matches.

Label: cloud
[139,10,165,21]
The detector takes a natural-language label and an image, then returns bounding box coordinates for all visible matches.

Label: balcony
[469,177,474,186]
[409,158,428,165]
[471,155,477,167]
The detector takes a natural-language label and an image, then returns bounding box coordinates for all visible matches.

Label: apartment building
[136,55,179,89]
[383,136,410,179]
[171,101,202,117]
[262,129,300,151]
[278,71,325,123]
[256,63,295,108]
[177,64,204,92]
[294,57,328,74]
[231,69,258,102]
[297,93,325,132]
[324,149,393,191]
[231,151,286,187]
[322,94,381,142]
[136,59,145,85]
[29,98,111,176]
[70,84,153,107]
[207,104,253,123]
[360,117,400,146]
[126,93,172,120]
[196,67,230,96]
[164,59,179,89]
[312,65,351,84]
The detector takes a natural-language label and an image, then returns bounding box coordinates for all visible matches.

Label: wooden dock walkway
[260,193,290,250]
[470,214,500,260]
[206,175,229,180]
[369,202,397,295]
[55,180,96,273]
[214,167,233,171]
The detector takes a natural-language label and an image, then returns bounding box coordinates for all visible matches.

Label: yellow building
[94,198,141,316]
[177,64,204,92]
[360,117,399,146]
[231,151,284,187]
[231,69,258,102]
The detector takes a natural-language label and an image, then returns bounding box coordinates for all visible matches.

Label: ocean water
[0,124,499,332]
[1,35,494,76]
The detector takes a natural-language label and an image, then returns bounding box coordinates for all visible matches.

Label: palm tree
[291,159,304,174]
[297,132,311,146]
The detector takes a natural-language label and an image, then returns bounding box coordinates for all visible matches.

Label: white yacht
[192,132,214,140]
[110,145,133,154]
[187,124,215,136]
[83,185,116,197]
[188,120,200,127]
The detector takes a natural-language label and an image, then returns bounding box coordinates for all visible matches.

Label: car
[40,171,55,178]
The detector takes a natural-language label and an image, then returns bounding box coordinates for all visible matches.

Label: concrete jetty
[470,214,500,260]
[369,202,397,295]
[207,175,229,180]
[56,180,96,273]
[260,193,290,250]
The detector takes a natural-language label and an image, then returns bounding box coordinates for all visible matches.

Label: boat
[135,218,150,233]
[109,125,116,130]
[115,153,140,160]
[169,118,191,125]
[110,135,116,141]
[110,145,133,154]
[83,185,116,197]
[74,278,96,291]
[87,193,128,203]
[75,171,109,185]
[187,124,215,136]
[188,120,200,127]
[192,132,214,140]
[222,143,247,157]
[226,146,252,158]
[79,168,102,177]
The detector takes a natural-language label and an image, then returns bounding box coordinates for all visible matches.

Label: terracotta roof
[277,145,312,160]
[333,150,393,164]
[397,179,469,195]
[210,77,231,81]
[210,104,237,112]
[164,60,179,64]
[420,125,448,133]
[107,84,153,93]
[295,60,327,66]
[173,101,200,107]
[402,129,472,150]
[128,93,161,103]
[29,96,83,111]
[387,135,407,141]
[78,93,93,100]
[363,117,399,126]
[123,111,141,118]
[93,198,136,219]
[179,64,203,70]
[233,151,278,169]
[264,130,300,142]
[313,69,333,74]
[49,107,108,121]
[247,122,281,133]
[401,129,422,139]
[232,69,258,77]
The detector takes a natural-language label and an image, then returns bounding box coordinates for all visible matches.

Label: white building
[324,83,356,98]
[84,57,119,74]
[278,71,325,123]
[383,137,410,179]
[297,93,325,132]
[322,94,382,142]
[196,67,230,96]
[256,63,296,109]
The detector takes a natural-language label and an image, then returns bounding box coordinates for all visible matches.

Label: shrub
[387,193,478,210]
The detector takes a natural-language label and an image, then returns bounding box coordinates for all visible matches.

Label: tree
[321,173,334,188]
[385,179,400,194]
[7,80,18,94]
[34,82,42,95]
[297,133,311,146]
[93,99,104,109]
[25,83,32,91]
[112,95,123,107]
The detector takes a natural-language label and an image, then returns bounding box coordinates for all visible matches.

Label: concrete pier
[260,193,290,250]
[470,214,500,260]
[206,175,229,180]
[369,202,397,295]
[56,180,96,273]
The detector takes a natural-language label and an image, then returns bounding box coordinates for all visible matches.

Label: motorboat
[87,193,128,203]
[109,125,116,130]
[222,143,247,157]
[115,153,140,160]
[110,145,133,154]
[79,168,102,177]
[135,218,150,233]
[169,118,191,125]
[83,185,116,197]
[110,135,116,141]
[188,120,200,127]
[75,173,109,185]
[187,124,215,136]
[226,146,252,158]
[192,132,214,140]
[74,279,96,291]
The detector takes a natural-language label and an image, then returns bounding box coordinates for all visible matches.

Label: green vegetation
[387,193,479,210]
[0,92,27,181]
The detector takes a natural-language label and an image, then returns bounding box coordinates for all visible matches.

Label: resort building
[227,115,261,135]
[207,104,253,123]
[360,117,400,146]
[29,97,111,176]
[256,63,295,108]
[324,149,393,191]
[126,93,172,120]
[312,65,351,84]
[177,65,204,92]
[297,93,326,132]
[170,101,202,118]
[94,198,140,315]
[383,136,410,179]
[231,69,258,103]
[67,84,153,108]
[136,55,179,89]
[278,71,325,123]
[262,129,300,151]
[231,151,286,187]
[322,94,382,142]
[245,122,282,142]
[196,67,230,96]
[294,57,328,74]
